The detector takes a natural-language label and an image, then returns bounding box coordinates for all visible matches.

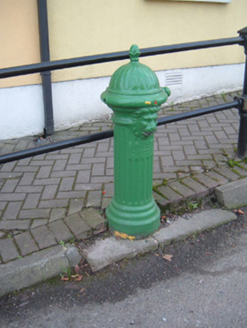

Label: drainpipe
[37,0,54,136]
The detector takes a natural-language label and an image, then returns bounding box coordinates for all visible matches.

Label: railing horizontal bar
[157,100,240,126]
[141,37,244,57]
[0,100,241,165]
[0,130,113,165]
[0,37,244,79]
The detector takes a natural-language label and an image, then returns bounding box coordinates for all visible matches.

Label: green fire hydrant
[101,45,170,239]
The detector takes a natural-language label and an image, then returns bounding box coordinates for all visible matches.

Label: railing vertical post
[237,28,247,159]
[37,0,54,136]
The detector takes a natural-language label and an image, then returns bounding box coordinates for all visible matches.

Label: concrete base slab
[215,178,247,209]
[83,237,158,272]
[153,209,237,246]
[0,244,81,298]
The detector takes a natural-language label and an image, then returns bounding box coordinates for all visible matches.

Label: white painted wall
[0,85,44,140]
[0,63,244,140]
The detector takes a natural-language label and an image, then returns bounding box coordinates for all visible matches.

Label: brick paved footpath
[1,91,247,265]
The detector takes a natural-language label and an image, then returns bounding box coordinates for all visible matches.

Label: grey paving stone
[1,193,26,201]
[1,179,19,193]
[74,183,103,191]
[48,219,74,242]
[53,159,67,171]
[59,177,75,191]
[193,173,220,190]
[157,186,183,203]
[68,153,81,164]
[14,231,39,256]
[56,191,86,199]
[36,166,52,178]
[49,208,67,222]
[18,172,36,186]
[30,160,54,167]
[19,209,50,219]
[14,166,39,173]
[231,166,247,177]
[101,197,112,209]
[0,238,19,262]
[38,199,69,209]
[169,181,195,199]
[181,177,208,197]
[22,193,41,209]
[76,170,91,183]
[67,199,83,216]
[2,202,23,220]
[80,208,106,233]
[92,163,105,176]
[215,166,240,182]
[15,186,43,193]
[41,185,58,200]
[86,190,102,207]
[51,170,77,178]
[34,177,61,186]
[104,183,114,197]
[64,213,92,240]
[31,219,48,229]
[0,220,31,230]
[31,225,57,249]
[206,171,228,185]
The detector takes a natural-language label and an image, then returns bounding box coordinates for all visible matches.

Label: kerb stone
[83,236,158,272]
[0,245,70,298]
[153,209,237,246]
[215,177,247,209]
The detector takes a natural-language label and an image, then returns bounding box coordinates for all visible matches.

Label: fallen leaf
[60,277,69,281]
[75,275,83,282]
[234,209,244,215]
[71,274,79,279]
[163,254,173,262]
[114,231,135,240]
[79,288,85,293]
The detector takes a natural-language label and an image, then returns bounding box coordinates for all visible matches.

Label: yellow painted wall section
[1,0,246,87]
[47,0,246,82]
[0,0,41,88]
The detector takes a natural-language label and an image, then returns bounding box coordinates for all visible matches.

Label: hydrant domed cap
[101,44,170,108]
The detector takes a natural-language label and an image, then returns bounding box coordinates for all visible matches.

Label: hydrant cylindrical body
[101,45,170,238]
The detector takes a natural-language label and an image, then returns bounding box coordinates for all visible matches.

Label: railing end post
[236,95,247,159]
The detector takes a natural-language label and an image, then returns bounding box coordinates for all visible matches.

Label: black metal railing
[0,27,247,164]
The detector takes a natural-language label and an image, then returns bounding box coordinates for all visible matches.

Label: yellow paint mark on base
[114,231,136,240]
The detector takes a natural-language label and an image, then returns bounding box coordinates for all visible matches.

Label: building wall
[0,0,41,88]
[0,0,246,139]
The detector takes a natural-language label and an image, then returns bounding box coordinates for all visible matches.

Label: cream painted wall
[46,0,246,83]
[0,0,41,88]
[0,0,246,88]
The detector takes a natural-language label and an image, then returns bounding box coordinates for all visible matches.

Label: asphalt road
[1,207,247,328]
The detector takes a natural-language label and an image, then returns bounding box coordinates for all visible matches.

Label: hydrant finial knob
[129,44,140,62]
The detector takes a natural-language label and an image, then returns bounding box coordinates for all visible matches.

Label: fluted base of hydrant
[106,198,160,239]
